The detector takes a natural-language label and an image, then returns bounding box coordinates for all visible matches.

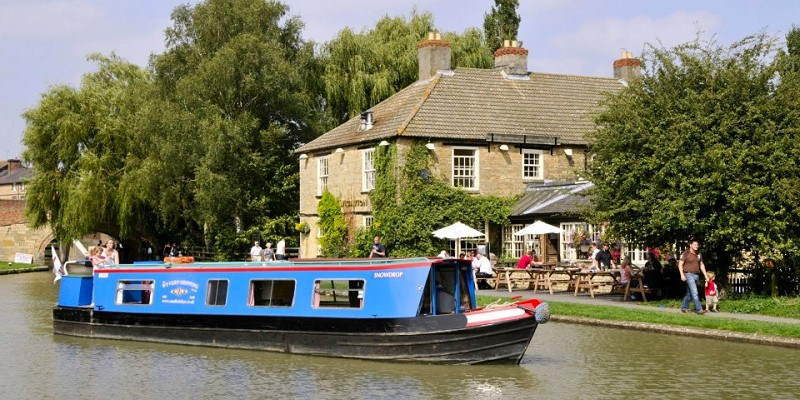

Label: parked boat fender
[515,298,551,324]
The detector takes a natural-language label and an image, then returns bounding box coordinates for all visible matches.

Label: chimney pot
[511,40,518,47]
[503,39,510,48]
[613,51,641,81]
[417,35,452,81]
[494,45,529,76]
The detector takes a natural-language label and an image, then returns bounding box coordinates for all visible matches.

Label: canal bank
[479,289,800,349]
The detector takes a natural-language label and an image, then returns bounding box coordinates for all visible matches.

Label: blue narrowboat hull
[53,257,549,364]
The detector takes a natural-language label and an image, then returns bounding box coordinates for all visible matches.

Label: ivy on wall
[317,190,348,257]
[366,142,515,257]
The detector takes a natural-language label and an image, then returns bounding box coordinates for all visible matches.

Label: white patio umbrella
[432,221,484,256]
[513,220,563,236]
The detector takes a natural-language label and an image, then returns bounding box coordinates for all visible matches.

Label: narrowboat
[53,257,549,364]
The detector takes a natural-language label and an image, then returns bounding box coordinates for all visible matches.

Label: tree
[483,0,521,53]
[139,0,324,249]
[23,54,153,244]
[585,33,800,273]
[321,11,492,124]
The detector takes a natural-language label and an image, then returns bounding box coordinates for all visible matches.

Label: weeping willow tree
[321,10,492,124]
[22,54,152,243]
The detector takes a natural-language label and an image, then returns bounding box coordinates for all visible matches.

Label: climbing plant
[368,142,515,257]
[317,190,348,257]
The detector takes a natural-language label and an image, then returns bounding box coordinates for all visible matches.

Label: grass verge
[477,295,800,340]
[0,261,46,272]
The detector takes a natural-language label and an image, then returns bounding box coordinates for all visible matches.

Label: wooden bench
[624,272,652,302]
[573,271,599,298]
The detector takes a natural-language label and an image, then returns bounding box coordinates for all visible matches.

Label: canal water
[2,272,798,399]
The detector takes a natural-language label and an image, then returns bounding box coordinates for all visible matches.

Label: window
[522,149,544,180]
[364,215,373,229]
[502,224,525,258]
[116,280,154,305]
[313,279,364,308]
[560,222,600,261]
[317,156,329,196]
[206,279,229,306]
[249,280,295,307]
[452,148,478,190]
[362,148,376,192]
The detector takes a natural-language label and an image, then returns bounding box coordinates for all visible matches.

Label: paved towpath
[478,288,800,325]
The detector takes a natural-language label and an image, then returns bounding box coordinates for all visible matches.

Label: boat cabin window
[312,280,364,309]
[249,280,295,307]
[115,280,154,305]
[206,279,229,306]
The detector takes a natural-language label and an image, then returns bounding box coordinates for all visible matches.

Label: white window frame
[362,148,376,192]
[522,149,544,180]
[559,222,600,262]
[452,147,479,190]
[317,156,329,196]
[363,215,374,229]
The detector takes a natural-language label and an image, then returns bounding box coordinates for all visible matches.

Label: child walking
[705,271,719,312]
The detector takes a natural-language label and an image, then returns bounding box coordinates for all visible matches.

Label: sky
[2,0,799,160]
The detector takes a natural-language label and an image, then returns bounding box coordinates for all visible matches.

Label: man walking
[678,240,709,314]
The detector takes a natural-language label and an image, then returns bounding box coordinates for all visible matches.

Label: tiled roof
[0,166,32,185]
[297,68,622,153]
[510,182,593,219]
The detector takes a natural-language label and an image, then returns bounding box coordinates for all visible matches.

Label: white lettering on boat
[162,279,199,292]
[373,271,404,279]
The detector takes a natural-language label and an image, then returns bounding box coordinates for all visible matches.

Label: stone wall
[296,140,585,257]
[0,200,54,263]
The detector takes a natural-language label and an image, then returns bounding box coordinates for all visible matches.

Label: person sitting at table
[517,250,534,269]
[644,251,664,290]
[619,256,641,299]
[473,252,494,290]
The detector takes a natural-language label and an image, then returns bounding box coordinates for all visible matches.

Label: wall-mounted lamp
[334,148,345,154]
[379,140,389,146]
[564,148,573,157]
[298,154,308,160]
[425,142,435,150]
[499,144,509,151]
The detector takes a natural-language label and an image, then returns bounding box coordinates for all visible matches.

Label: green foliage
[321,10,492,124]
[586,32,800,269]
[23,0,322,256]
[317,190,348,257]
[349,227,376,258]
[371,143,514,257]
[22,54,153,242]
[483,0,521,53]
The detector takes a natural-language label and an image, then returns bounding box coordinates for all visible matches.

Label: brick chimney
[613,51,641,81]
[494,39,528,76]
[7,159,21,172]
[418,32,451,81]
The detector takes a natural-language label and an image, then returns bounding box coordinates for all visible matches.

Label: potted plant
[295,221,310,234]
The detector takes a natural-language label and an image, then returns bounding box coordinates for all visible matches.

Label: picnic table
[492,264,556,292]
[571,269,619,298]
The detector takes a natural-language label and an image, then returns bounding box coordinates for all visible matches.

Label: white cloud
[553,10,723,59]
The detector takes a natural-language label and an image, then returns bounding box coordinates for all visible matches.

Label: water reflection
[1,272,799,400]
